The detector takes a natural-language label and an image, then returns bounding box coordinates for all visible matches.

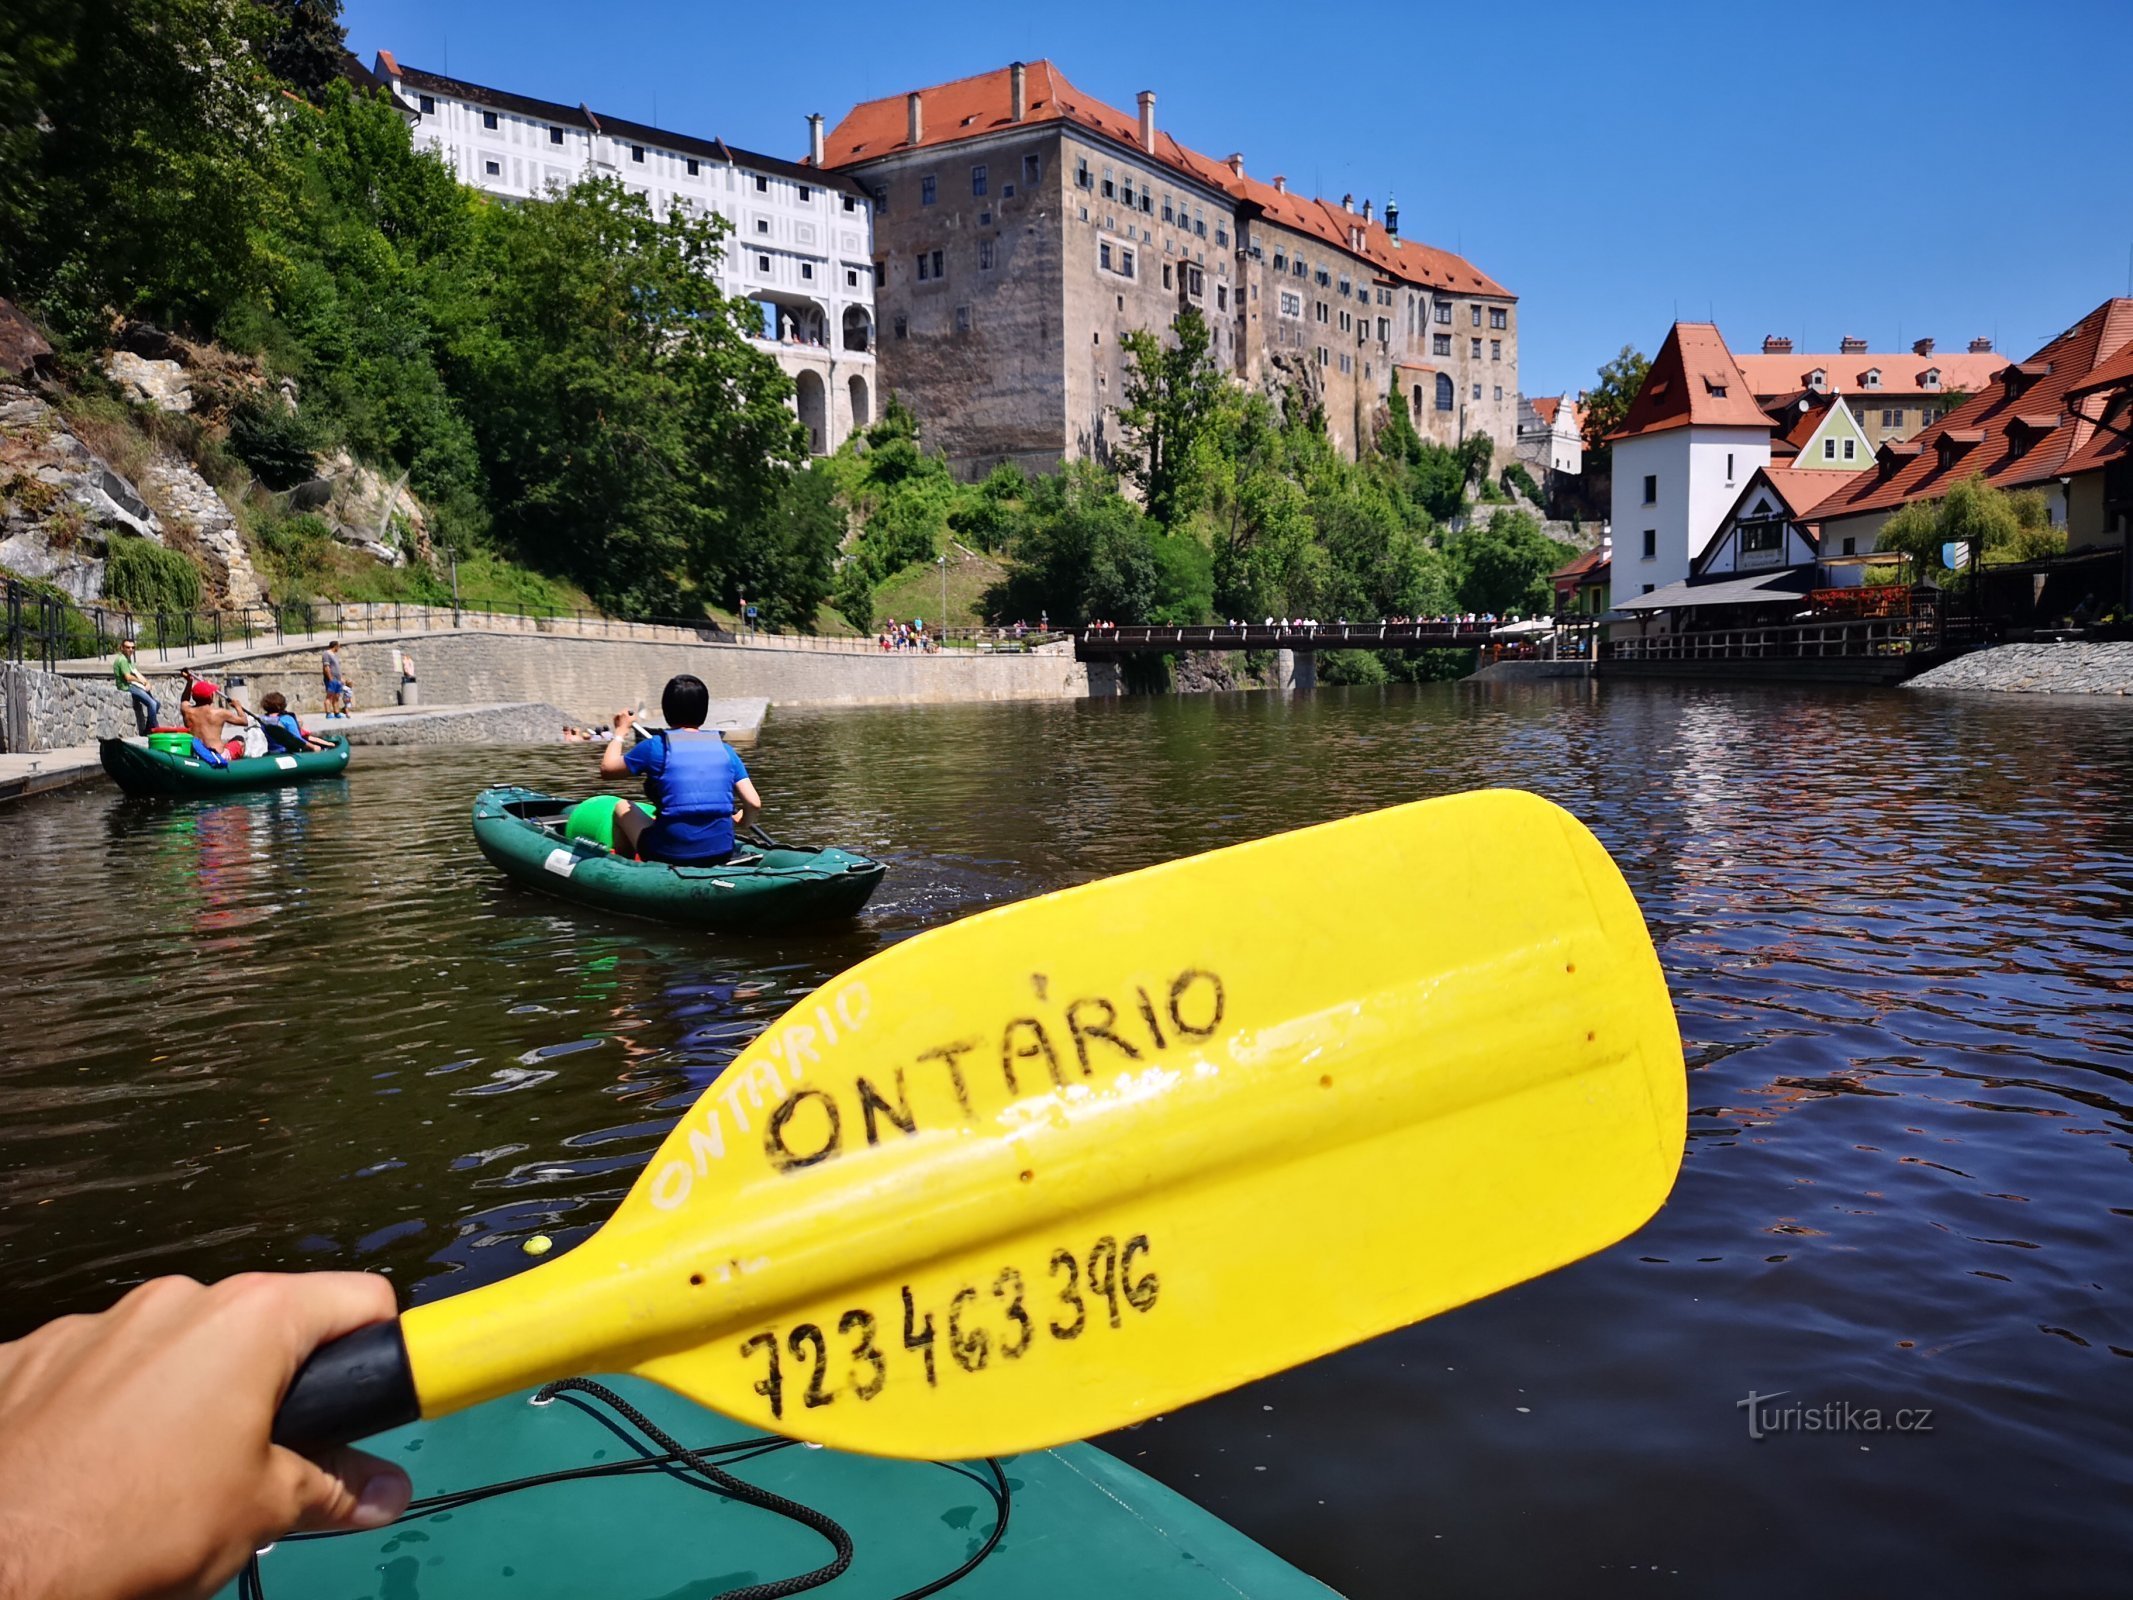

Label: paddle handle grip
[272,1320,421,1450]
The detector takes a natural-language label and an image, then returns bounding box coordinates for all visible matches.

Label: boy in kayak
[599,674,760,864]
[256,691,336,752]
[180,681,252,766]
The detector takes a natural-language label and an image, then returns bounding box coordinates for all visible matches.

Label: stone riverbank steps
[272,788,1685,1459]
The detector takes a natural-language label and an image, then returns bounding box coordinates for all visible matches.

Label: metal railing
[3,579,72,672]
[6,577,1074,671]
[1605,610,1951,661]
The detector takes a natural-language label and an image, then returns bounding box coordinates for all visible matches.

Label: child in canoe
[597,674,761,865]
[256,691,336,752]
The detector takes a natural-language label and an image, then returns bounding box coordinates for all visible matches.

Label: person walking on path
[112,637,159,735]
[321,641,348,719]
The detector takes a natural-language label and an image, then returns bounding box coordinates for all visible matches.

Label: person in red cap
[179,680,251,766]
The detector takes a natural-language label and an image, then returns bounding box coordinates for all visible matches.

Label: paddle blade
[399,790,1683,1459]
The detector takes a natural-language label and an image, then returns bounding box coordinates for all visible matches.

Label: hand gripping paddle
[276,789,1684,1458]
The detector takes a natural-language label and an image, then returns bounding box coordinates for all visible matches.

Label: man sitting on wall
[597,674,761,866]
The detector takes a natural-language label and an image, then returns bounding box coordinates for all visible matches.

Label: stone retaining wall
[1468,659,1597,682]
[61,628,1098,719]
[1,662,138,752]
[1904,641,2133,697]
[335,703,581,746]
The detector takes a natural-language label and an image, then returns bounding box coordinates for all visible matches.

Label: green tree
[1445,509,1575,615]
[1202,392,1321,619]
[1580,345,1651,454]
[1117,306,1226,527]
[449,177,801,612]
[989,462,1209,626]
[823,395,964,577]
[729,465,842,632]
[1878,474,2063,578]
[261,0,350,99]
[0,0,288,338]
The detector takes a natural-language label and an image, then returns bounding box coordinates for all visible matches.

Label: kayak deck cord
[236,1377,1012,1600]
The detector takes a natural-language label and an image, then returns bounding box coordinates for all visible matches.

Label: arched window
[1435,373,1455,411]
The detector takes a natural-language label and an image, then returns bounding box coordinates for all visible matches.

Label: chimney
[807,113,824,166]
[1385,194,1399,236]
[1274,174,1287,194]
[1969,335,1993,353]
[1136,90,1155,153]
[1226,151,1244,177]
[1839,333,1868,354]
[1341,191,1354,211]
[1762,334,1793,354]
[1010,61,1026,123]
[906,91,922,147]
[1362,197,1374,223]
[1912,336,1934,357]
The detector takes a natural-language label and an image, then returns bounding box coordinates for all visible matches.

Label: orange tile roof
[823,61,1511,298]
[1772,391,1839,449]
[1606,323,1772,442]
[1757,465,1856,519]
[1530,396,1560,425]
[2067,338,2133,398]
[1550,546,1609,583]
[1819,298,2133,521]
[1733,348,2009,401]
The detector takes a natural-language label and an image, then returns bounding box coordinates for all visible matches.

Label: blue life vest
[627,729,748,863]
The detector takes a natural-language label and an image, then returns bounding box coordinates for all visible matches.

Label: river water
[3,681,2130,1597]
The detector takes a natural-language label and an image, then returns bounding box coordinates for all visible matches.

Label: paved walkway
[0,697,767,804]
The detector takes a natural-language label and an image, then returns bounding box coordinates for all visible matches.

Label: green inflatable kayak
[472,786,886,930]
[223,1375,1336,1600]
[98,734,351,798]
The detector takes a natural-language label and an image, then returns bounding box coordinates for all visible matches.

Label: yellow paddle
[275,789,1684,1458]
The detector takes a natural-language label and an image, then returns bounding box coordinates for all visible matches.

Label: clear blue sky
[340,0,2133,396]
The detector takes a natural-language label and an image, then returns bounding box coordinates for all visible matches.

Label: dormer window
[1922,368,1941,390]
[1703,378,1727,397]
[1807,368,1827,391]
[1862,368,1881,388]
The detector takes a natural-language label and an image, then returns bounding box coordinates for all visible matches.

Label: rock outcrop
[311,449,426,566]
[0,302,54,383]
[139,460,266,609]
[103,350,194,413]
[1,385,161,601]
[0,383,266,609]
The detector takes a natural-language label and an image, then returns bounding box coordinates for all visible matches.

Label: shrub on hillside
[103,533,203,614]
[228,395,319,490]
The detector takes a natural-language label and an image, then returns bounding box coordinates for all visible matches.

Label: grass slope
[867,547,1008,632]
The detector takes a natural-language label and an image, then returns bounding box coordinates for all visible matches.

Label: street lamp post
[936,554,947,639]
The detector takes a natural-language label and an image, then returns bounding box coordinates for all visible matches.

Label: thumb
[272,1444,412,1534]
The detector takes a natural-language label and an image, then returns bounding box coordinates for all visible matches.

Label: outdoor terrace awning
[1615,570,1815,612]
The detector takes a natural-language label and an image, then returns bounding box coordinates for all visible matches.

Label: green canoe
[473,786,885,930]
[98,734,351,798]
[224,1376,1336,1600]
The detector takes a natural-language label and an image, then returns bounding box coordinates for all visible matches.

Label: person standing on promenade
[112,637,158,735]
[320,641,347,719]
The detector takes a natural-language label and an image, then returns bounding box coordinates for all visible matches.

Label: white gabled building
[1605,322,1773,608]
[373,52,878,455]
